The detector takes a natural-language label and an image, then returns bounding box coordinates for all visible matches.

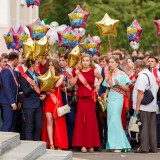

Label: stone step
[0,132,20,154]
[72,158,89,160]
[36,149,72,160]
[0,140,46,160]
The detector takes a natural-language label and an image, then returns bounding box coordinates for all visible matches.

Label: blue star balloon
[68,5,90,29]
[80,34,102,56]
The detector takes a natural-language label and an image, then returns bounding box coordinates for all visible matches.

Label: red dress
[72,68,100,148]
[41,86,68,149]
[121,73,135,130]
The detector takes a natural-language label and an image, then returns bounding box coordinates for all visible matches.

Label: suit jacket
[20,70,43,109]
[0,64,18,105]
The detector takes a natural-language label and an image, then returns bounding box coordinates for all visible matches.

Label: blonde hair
[105,56,120,81]
[77,54,95,70]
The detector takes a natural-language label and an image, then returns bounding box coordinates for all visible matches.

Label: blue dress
[102,74,131,150]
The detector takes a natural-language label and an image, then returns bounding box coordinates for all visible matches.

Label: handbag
[96,96,106,112]
[141,73,154,105]
[128,116,139,133]
[57,87,71,117]
[128,116,140,142]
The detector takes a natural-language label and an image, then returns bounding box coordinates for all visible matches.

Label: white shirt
[94,63,102,86]
[133,68,159,112]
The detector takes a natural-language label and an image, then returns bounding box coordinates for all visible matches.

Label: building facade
[0,0,39,53]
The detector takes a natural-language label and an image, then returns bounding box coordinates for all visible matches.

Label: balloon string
[108,36,112,52]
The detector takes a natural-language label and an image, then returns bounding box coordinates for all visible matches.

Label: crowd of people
[0,48,159,153]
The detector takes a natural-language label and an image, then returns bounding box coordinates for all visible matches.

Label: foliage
[40,0,160,55]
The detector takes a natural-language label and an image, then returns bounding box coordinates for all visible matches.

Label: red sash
[64,70,72,79]
[108,77,128,108]
[152,67,160,87]
[77,70,92,90]
[76,69,97,102]
[4,66,18,87]
[17,65,41,95]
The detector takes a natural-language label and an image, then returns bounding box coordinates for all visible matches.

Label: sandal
[81,147,87,153]
[89,147,94,153]
[50,144,54,150]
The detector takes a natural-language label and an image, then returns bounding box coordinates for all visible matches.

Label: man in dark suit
[20,59,46,141]
[0,52,19,132]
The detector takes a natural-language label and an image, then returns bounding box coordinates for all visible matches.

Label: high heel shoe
[89,147,94,153]
[50,144,54,150]
[81,147,87,153]
[114,149,121,153]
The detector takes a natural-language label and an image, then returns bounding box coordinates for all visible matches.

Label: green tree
[40,0,160,55]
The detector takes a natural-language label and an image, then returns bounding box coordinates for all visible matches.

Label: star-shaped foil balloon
[26,18,49,40]
[34,36,50,58]
[22,37,35,60]
[95,13,120,38]
[68,45,81,68]
[37,69,60,91]
[68,4,90,29]
[80,34,102,56]
[154,19,160,36]
[22,36,50,60]
[127,20,142,43]
[58,26,82,49]
[4,26,28,50]
[4,27,15,50]
[13,26,29,50]
[26,0,40,7]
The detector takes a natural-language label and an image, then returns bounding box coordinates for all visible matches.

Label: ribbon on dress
[76,70,92,90]
[76,69,97,102]
[108,77,129,108]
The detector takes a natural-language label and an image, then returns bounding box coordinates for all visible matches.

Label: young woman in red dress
[41,59,68,150]
[70,54,103,153]
[122,58,136,110]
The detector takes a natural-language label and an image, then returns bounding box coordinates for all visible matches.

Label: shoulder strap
[142,73,150,86]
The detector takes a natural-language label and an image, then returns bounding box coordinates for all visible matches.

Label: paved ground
[73,150,160,160]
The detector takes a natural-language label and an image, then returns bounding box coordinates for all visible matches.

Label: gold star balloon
[68,45,81,68]
[95,13,120,38]
[22,36,50,60]
[34,36,50,59]
[22,37,35,60]
[37,69,60,91]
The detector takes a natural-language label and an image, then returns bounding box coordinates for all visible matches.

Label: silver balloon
[50,21,59,28]
[48,37,57,46]
[24,26,30,36]
[46,28,58,40]
[130,41,139,50]
[93,35,101,41]
[57,24,67,32]
[79,28,86,36]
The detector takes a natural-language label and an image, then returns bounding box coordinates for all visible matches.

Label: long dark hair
[48,59,60,76]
